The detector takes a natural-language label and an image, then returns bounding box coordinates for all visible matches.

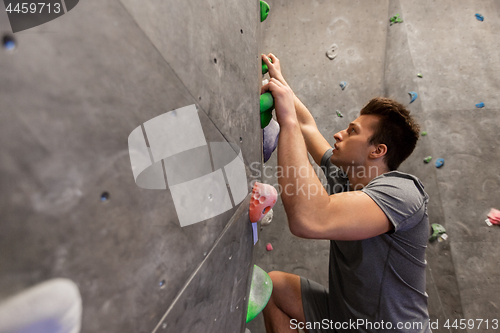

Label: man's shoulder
[367,171,425,192]
[365,170,428,200]
[362,171,429,233]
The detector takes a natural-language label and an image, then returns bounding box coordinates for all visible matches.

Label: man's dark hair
[360,97,420,171]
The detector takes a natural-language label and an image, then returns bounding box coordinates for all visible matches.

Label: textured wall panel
[399,0,500,112]
[387,1,500,331]
[153,196,253,333]
[119,0,262,174]
[0,0,260,332]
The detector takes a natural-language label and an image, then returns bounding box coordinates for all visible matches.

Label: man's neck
[342,164,390,190]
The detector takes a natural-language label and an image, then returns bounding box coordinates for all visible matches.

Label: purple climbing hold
[252,222,258,245]
[263,119,280,162]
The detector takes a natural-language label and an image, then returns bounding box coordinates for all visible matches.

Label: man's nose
[334,131,343,142]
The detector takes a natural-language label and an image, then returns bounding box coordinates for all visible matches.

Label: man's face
[330,114,379,170]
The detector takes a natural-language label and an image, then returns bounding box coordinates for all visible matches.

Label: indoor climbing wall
[0,0,263,332]
[384,0,500,329]
[251,0,500,332]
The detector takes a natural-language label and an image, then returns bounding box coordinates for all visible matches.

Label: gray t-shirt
[320,148,431,333]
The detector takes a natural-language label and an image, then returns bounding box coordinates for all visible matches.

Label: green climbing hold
[336,110,344,118]
[429,223,447,242]
[260,92,274,128]
[390,13,403,25]
[417,73,423,78]
[262,56,273,75]
[423,156,432,163]
[421,131,427,136]
[246,265,273,323]
[260,1,270,22]
[261,111,273,129]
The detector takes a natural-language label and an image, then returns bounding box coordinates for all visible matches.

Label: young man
[260,54,431,333]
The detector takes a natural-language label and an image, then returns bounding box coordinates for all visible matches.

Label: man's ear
[370,144,387,159]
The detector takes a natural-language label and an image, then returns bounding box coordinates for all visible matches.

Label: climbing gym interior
[0,0,499,332]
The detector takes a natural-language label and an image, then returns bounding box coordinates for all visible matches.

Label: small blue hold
[476,102,485,108]
[435,158,445,168]
[2,35,16,50]
[475,13,484,21]
[409,91,418,104]
[4,40,15,50]
[100,192,109,202]
[340,81,347,90]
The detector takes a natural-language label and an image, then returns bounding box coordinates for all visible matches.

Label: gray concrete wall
[395,1,500,330]
[250,0,499,332]
[0,0,262,332]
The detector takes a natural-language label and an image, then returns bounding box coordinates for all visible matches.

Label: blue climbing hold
[475,13,484,21]
[409,91,418,104]
[435,158,444,168]
[340,81,347,90]
[4,40,15,50]
[476,102,485,108]
[101,192,109,201]
[2,36,15,50]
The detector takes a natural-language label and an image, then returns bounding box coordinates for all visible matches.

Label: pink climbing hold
[266,243,273,251]
[249,182,278,223]
[487,208,500,226]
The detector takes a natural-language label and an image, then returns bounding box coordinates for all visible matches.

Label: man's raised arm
[262,54,331,165]
[262,78,393,241]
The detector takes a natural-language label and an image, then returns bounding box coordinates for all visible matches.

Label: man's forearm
[279,80,329,165]
[293,95,316,128]
[277,119,330,236]
[276,74,315,128]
